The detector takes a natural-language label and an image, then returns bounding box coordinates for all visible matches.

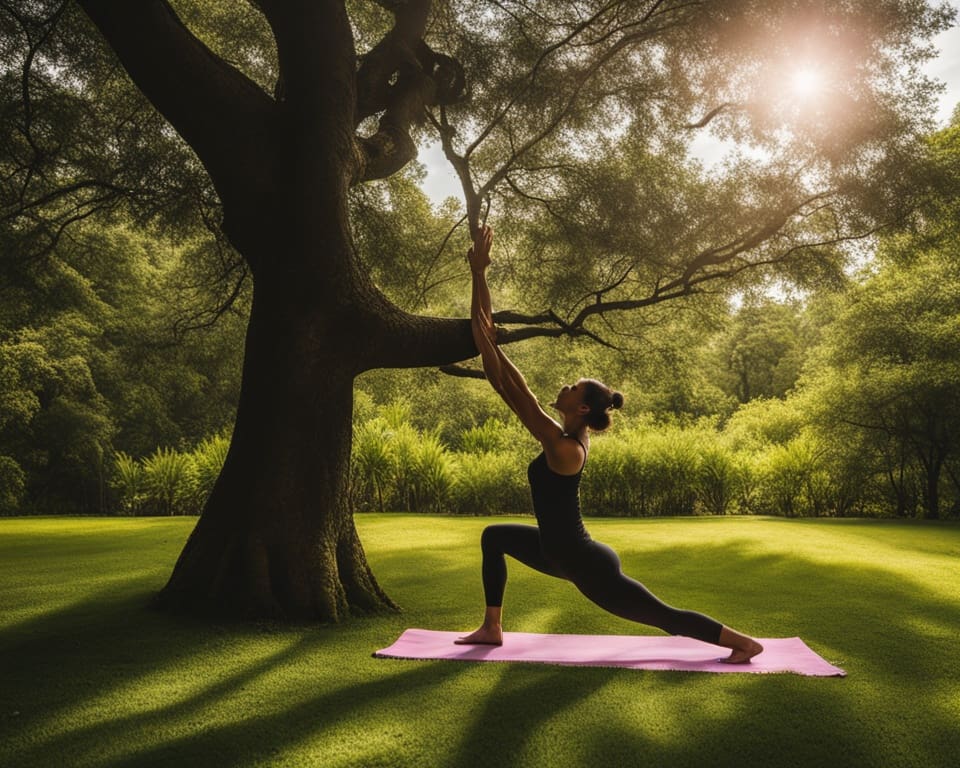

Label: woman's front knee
[480,524,507,551]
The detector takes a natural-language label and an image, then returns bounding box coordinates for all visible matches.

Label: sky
[418,5,960,204]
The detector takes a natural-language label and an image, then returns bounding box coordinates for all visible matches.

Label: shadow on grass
[376,531,960,767]
[446,663,618,768]
[0,583,472,767]
[2,522,959,768]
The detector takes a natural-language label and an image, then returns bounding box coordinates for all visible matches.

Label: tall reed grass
[106,401,944,518]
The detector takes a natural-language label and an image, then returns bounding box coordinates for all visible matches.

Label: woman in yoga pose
[456,226,763,663]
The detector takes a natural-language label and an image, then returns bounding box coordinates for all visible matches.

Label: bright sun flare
[791,67,823,97]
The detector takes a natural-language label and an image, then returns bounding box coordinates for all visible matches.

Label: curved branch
[353,3,466,184]
[6,1,68,159]
[355,1,431,122]
[78,0,275,195]
[684,102,737,129]
[356,112,421,182]
[428,106,481,231]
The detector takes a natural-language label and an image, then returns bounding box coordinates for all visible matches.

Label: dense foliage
[2,1,958,522]
[21,206,951,522]
[0,221,247,514]
[3,135,960,520]
[3,171,959,520]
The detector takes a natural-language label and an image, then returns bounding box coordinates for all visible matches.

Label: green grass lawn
[1,515,958,768]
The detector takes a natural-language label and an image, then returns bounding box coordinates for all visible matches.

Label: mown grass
[1,515,958,768]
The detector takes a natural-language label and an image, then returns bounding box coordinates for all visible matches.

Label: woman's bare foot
[721,639,764,664]
[717,626,763,664]
[455,607,503,645]
[454,624,503,645]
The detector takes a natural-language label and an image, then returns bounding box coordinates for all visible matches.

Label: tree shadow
[0,584,473,767]
[446,663,618,768]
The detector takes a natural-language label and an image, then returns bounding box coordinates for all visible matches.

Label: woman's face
[553,379,587,413]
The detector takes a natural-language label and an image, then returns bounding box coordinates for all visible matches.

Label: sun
[791,67,823,98]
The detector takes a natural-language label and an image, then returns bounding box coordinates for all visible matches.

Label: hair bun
[610,391,624,410]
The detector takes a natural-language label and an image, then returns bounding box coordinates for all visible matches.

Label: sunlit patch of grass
[1,515,958,768]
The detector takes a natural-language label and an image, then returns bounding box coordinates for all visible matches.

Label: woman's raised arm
[468,227,560,444]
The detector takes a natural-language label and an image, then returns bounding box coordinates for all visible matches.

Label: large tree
[2,0,953,619]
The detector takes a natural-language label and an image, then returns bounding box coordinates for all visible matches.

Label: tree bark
[155,256,478,619]
[155,274,365,617]
[76,0,482,620]
[149,163,478,620]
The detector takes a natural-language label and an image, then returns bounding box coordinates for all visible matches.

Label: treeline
[4,231,959,519]
[4,227,959,519]
[348,402,849,517]
[3,120,960,519]
[102,385,957,520]
[350,382,959,518]
[99,230,960,520]
[0,222,248,515]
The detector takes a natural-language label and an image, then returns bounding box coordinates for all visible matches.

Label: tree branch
[671,192,834,288]
[428,107,482,231]
[475,208,882,345]
[476,19,683,202]
[78,0,275,198]
[684,102,737,129]
[438,364,486,379]
[354,2,466,184]
[358,312,476,371]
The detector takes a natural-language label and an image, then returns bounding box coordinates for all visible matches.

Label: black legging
[480,523,723,645]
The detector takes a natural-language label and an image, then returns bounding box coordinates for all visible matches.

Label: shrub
[352,417,395,513]
[386,422,422,512]
[141,447,197,516]
[755,435,822,517]
[724,398,805,451]
[411,434,455,514]
[582,436,633,516]
[460,418,510,454]
[698,445,742,515]
[111,451,144,515]
[451,451,530,515]
[351,416,456,514]
[646,428,701,516]
[192,433,230,508]
[0,455,26,515]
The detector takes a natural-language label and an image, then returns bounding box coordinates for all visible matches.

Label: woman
[456,226,763,663]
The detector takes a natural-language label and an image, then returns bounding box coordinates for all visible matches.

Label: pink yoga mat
[375,629,846,676]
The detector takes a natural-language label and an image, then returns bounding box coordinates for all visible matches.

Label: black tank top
[527,435,591,557]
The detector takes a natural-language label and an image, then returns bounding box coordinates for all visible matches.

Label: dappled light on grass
[1,516,958,768]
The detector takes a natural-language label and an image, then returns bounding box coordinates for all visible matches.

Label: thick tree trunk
[154,181,477,621]
[156,278,396,621]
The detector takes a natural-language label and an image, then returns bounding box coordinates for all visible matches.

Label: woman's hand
[468,225,493,274]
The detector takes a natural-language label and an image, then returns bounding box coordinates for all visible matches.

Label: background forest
[3,114,959,521]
